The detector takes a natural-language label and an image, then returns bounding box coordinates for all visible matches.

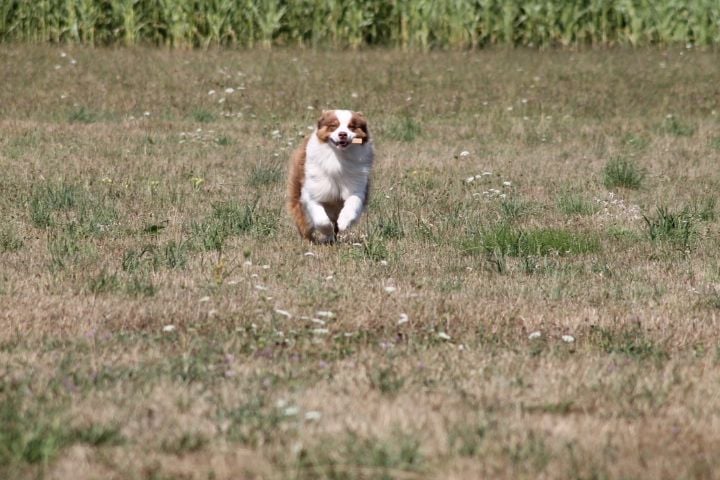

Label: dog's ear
[353,111,365,118]
[317,110,331,128]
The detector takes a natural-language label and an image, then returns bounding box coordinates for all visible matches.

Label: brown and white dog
[288,109,374,242]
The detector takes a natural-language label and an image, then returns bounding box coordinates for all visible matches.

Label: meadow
[1,45,720,479]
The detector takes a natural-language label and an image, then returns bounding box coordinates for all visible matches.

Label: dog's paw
[313,221,336,243]
[336,216,354,233]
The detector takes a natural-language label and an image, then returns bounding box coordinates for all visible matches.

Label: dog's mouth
[331,138,351,149]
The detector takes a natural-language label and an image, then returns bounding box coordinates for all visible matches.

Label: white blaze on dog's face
[316,109,368,150]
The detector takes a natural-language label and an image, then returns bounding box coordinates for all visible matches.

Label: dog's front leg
[337,194,365,232]
[304,199,335,242]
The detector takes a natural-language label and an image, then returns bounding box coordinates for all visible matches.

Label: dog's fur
[288,109,374,242]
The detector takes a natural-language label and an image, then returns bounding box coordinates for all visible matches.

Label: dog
[288,109,374,242]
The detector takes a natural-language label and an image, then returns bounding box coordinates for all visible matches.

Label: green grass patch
[47,226,97,270]
[588,325,669,361]
[602,157,645,190]
[28,182,117,235]
[643,206,696,247]
[710,137,720,150]
[499,197,532,221]
[191,201,278,252]
[191,109,215,123]
[372,207,405,240]
[0,393,123,470]
[247,163,282,188]
[557,193,597,216]
[67,106,97,124]
[622,133,650,151]
[0,226,23,252]
[348,231,389,262]
[386,115,421,142]
[294,430,424,479]
[661,116,695,137]
[462,224,600,257]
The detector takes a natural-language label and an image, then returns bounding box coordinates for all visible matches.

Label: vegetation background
[2,0,720,49]
[1,1,720,479]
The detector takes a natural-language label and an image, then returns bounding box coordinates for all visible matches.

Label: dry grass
[1,45,720,479]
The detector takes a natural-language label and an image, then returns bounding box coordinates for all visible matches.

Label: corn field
[1,0,720,48]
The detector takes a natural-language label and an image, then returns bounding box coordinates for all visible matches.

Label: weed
[0,226,23,252]
[295,430,423,479]
[448,421,488,457]
[350,231,388,262]
[386,115,420,142]
[216,135,231,146]
[643,206,695,247]
[588,325,668,361]
[367,365,405,396]
[191,109,215,123]
[161,240,189,269]
[86,270,120,294]
[661,116,695,137]
[622,133,649,151]
[462,224,600,257]
[191,201,277,252]
[222,396,288,447]
[161,432,207,454]
[29,182,80,228]
[373,207,404,240]
[499,197,531,221]
[710,136,720,150]
[124,273,156,297]
[247,163,282,188]
[557,193,597,216]
[28,182,116,235]
[0,393,122,470]
[602,157,644,190]
[48,226,95,270]
[690,196,716,222]
[505,432,550,472]
[68,106,96,123]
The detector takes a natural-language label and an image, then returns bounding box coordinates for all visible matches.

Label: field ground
[1,46,720,479]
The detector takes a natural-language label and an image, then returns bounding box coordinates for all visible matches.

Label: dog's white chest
[303,137,371,202]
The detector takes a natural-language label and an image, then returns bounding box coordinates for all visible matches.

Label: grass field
[1,45,720,479]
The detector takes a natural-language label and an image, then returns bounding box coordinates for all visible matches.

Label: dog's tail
[287,138,312,240]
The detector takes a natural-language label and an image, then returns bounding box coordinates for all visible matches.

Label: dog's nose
[338,131,348,140]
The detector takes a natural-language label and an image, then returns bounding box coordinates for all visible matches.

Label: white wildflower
[283,406,299,416]
[305,411,322,421]
[162,325,176,333]
[562,335,575,343]
[398,313,409,325]
[437,332,452,341]
[528,331,542,340]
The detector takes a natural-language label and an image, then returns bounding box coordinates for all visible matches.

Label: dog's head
[316,109,369,150]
